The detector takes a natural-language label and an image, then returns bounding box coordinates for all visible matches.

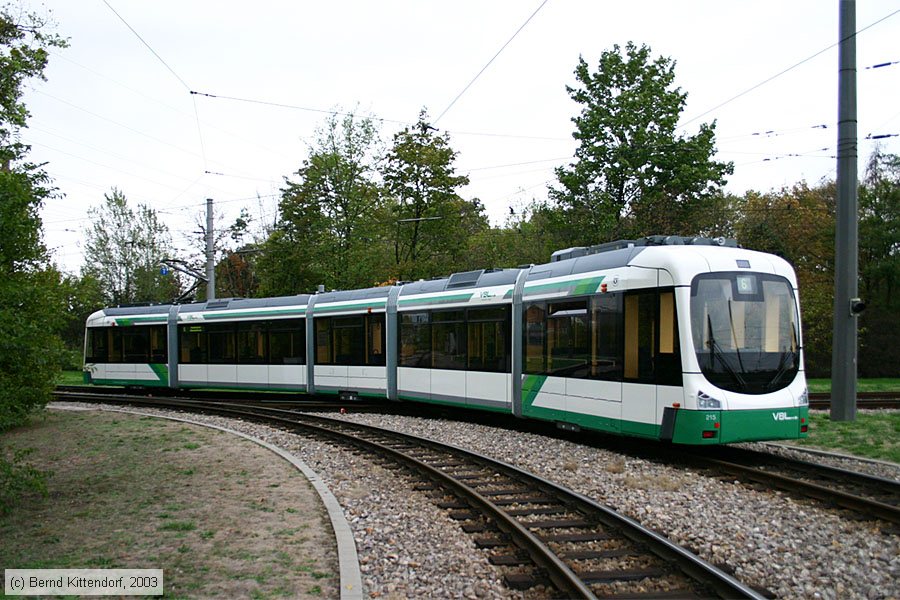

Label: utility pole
[831,0,859,421]
[206,197,216,301]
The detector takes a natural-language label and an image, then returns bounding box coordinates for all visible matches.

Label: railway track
[53,386,390,412]
[57,385,900,409]
[808,391,899,409]
[54,391,763,599]
[681,446,900,527]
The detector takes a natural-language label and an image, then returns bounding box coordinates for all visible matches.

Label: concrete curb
[52,405,364,600]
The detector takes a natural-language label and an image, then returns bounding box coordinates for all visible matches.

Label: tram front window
[690,273,800,394]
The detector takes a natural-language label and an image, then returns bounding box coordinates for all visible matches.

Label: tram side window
[87,328,109,362]
[108,328,123,363]
[315,319,331,364]
[367,314,386,366]
[432,310,466,370]
[400,312,431,368]
[149,326,167,363]
[467,307,510,373]
[623,290,682,385]
[624,293,655,382]
[591,295,623,380]
[269,319,305,365]
[547,301,589,377]
[524,304,546,374]
[238,322,267,364]
[207,323,236,364]
[333,316,365,365]
[315,314,385,366]
[656,291,681,385]
[180,325,207,364]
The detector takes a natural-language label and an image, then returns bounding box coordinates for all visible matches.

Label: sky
[16,0,900,275]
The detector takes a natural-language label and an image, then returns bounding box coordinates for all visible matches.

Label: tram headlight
[798,388,809,406]
[697,390,721,409]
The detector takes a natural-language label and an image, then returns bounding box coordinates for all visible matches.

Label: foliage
[550,42,733,245]
[0,5,67,432]
[383,110,485,280]
[470,200,570,268]
[0,446,49,516]
[733,182,835,376]
[56,272,104,365]
[857,149,900,377]
[261,112,385,293]
[82,188,179,305]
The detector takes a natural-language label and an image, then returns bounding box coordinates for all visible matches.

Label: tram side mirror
[849,298,866,316]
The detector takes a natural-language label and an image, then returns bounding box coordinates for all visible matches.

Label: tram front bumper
[670,406,809,444]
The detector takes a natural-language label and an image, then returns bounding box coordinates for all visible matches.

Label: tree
[264,112,385,292]
[0,5,67,432]
[857,149,900,376]
[82,188,179,305]
[550,43,733,244]
[383,110,484,280]
[734,183,835,376]
[58,272,104,369]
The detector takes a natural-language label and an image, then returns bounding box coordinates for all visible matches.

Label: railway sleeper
[505,506,568,517]
[489,553,531,566]
[576,567,666,583]
[490,495,556,506]
[525,518,594,529]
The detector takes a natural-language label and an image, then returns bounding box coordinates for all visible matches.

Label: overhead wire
[434,0,549,125]
[679,8,900,128]
[101,0,209,171]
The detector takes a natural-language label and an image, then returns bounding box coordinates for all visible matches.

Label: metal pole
[206,198,216,301]
[831,0,858,421]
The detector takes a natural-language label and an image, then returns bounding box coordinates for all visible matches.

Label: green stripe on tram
[521,374,548,409]
[398,293,475,307]
[523,275,605,297]
[149,363,169,385]
[114,316,167,326]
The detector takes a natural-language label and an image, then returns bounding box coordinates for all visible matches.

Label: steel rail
[55,392,764,599]
[683,451,900,526]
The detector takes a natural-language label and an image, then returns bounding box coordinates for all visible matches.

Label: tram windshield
[690,273,800,394]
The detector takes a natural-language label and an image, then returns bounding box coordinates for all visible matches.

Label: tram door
[621,289,680,437]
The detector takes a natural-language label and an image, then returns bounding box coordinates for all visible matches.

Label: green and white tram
[84,236,809,445]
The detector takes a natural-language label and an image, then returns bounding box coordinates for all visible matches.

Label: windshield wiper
[767,349,796,390]
[727,300,747,375]
[707,315,747,388]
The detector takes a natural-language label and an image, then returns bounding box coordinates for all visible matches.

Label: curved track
[54,390,763,599]
[683,446,900,527]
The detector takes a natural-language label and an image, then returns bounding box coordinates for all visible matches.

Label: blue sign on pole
[160,266,169,276]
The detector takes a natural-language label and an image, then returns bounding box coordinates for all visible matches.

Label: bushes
[0,447,49,516]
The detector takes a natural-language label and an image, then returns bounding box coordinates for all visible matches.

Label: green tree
[857,149,900,376]
[734,183,835,376]
[265,112,384,292]
[58,273,104,369]
[551,42,733,244]
[383,110,484,280]
[0,4,67,433]
[82,188,179,305]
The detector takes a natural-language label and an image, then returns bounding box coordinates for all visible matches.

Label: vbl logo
[772,411,799,421]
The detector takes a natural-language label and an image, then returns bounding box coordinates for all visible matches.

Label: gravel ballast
[54,404,899,599]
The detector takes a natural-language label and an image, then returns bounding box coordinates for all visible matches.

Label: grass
[58,370,87,385]
[807,378,900,393]
[793,410,900,463]
[0,410,338,598]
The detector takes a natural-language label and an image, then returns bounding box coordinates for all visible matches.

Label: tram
[84,236,809,444]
